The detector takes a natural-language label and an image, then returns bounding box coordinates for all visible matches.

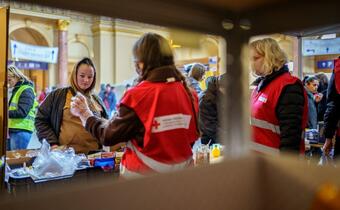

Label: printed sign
[209,56,218,64]
[10,40,58,64]
[303,38,340,56]
[317,60,334,69]
[8,60,48,70]
[151,114,191,133]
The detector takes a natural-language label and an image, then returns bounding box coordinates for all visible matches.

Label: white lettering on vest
[259,95,267,103]
[151,114,191,133]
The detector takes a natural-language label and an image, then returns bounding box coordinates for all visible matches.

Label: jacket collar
[13,80,33,89]
[256,65,289,91]
[145,65,181,82]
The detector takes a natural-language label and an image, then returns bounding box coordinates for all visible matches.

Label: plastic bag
[318,154,332,166]
[26,140,83,181]
[318,149,336,167]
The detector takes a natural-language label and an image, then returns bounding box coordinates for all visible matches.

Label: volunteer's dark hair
[133,33,194,101]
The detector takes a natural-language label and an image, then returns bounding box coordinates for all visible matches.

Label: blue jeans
[9,130,32,150]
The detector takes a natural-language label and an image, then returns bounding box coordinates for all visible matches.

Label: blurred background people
[35,58,109,154]
[249,38,308,154]
[187,63,206,95]
[304,76,321,129]
[102,84,114,115]
[98,83,106,100]
[8,65,38,150]
[315,73,329,122]
[198,74,226,145]
[37,87,50,104]
[71,33,199,178]
[110,85,117,116]
[199,76,218,145]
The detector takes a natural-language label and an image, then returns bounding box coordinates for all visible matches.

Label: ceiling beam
[14,0,236,36]
[242,0,340,36]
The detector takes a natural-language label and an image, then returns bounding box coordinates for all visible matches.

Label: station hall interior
[0,0,340,209]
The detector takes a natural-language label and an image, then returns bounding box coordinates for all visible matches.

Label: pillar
[92,17,115,87]
[57,19,70,87]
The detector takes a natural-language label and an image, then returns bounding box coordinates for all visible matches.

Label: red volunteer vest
[120,80,198,177]
[333,58,340,137]
[251,72,308,153]
[334,58,340,94]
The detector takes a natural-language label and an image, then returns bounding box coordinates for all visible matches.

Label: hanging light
[169,39,181,48]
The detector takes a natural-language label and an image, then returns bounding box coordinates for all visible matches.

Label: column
[57,19,70,87]
[220,26,250,158]
[293,36,303,79]
[218,37,227,75]
[92,17,115,87]
[0,7,9,190]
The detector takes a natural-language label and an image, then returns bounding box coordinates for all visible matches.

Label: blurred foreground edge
[1,154,340,210]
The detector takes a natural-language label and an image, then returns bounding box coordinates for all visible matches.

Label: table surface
[6,166,119,196]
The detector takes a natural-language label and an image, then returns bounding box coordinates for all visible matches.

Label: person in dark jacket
[315,73,329,121]
[8,65,38,150]
[323,57,340,158]
[35,58,109,154]
[199,76,218,145]
[250,38,307,154]
[198,74,226,145]
[304,76,321,129]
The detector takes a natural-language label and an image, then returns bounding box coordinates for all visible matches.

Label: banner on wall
[8,60,48,70]
[10,40,58,64]
[302,38,340,56]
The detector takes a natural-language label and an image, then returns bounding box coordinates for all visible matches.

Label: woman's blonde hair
[250,38,287,76]
[7,65,32,83]
[69,57,96,96]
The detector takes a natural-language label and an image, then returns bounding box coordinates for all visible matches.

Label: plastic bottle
[211,144,221,158]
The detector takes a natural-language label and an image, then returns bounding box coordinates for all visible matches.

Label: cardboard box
[6,149,37,167]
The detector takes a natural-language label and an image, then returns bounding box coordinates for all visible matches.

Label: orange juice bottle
[211,144,221,158]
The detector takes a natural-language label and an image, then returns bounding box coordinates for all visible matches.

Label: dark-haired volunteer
[8,65,38,150]
[71,33,199,178]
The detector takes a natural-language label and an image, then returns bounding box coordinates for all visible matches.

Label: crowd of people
[98,84,117,117]
[6,33,340,177]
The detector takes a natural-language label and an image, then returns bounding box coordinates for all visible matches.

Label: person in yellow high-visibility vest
[8,65,38,150]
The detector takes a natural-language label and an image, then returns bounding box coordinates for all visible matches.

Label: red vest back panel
[120,81,198,174]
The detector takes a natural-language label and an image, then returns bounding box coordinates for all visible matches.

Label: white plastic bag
[27,140,82,181]
[318,154,332,166]
[318,149,336,167]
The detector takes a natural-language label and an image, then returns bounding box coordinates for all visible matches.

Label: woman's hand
[314,93,323,103]
[322,138,333,156]
[70,93,94,126]
[70,93,88,116]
